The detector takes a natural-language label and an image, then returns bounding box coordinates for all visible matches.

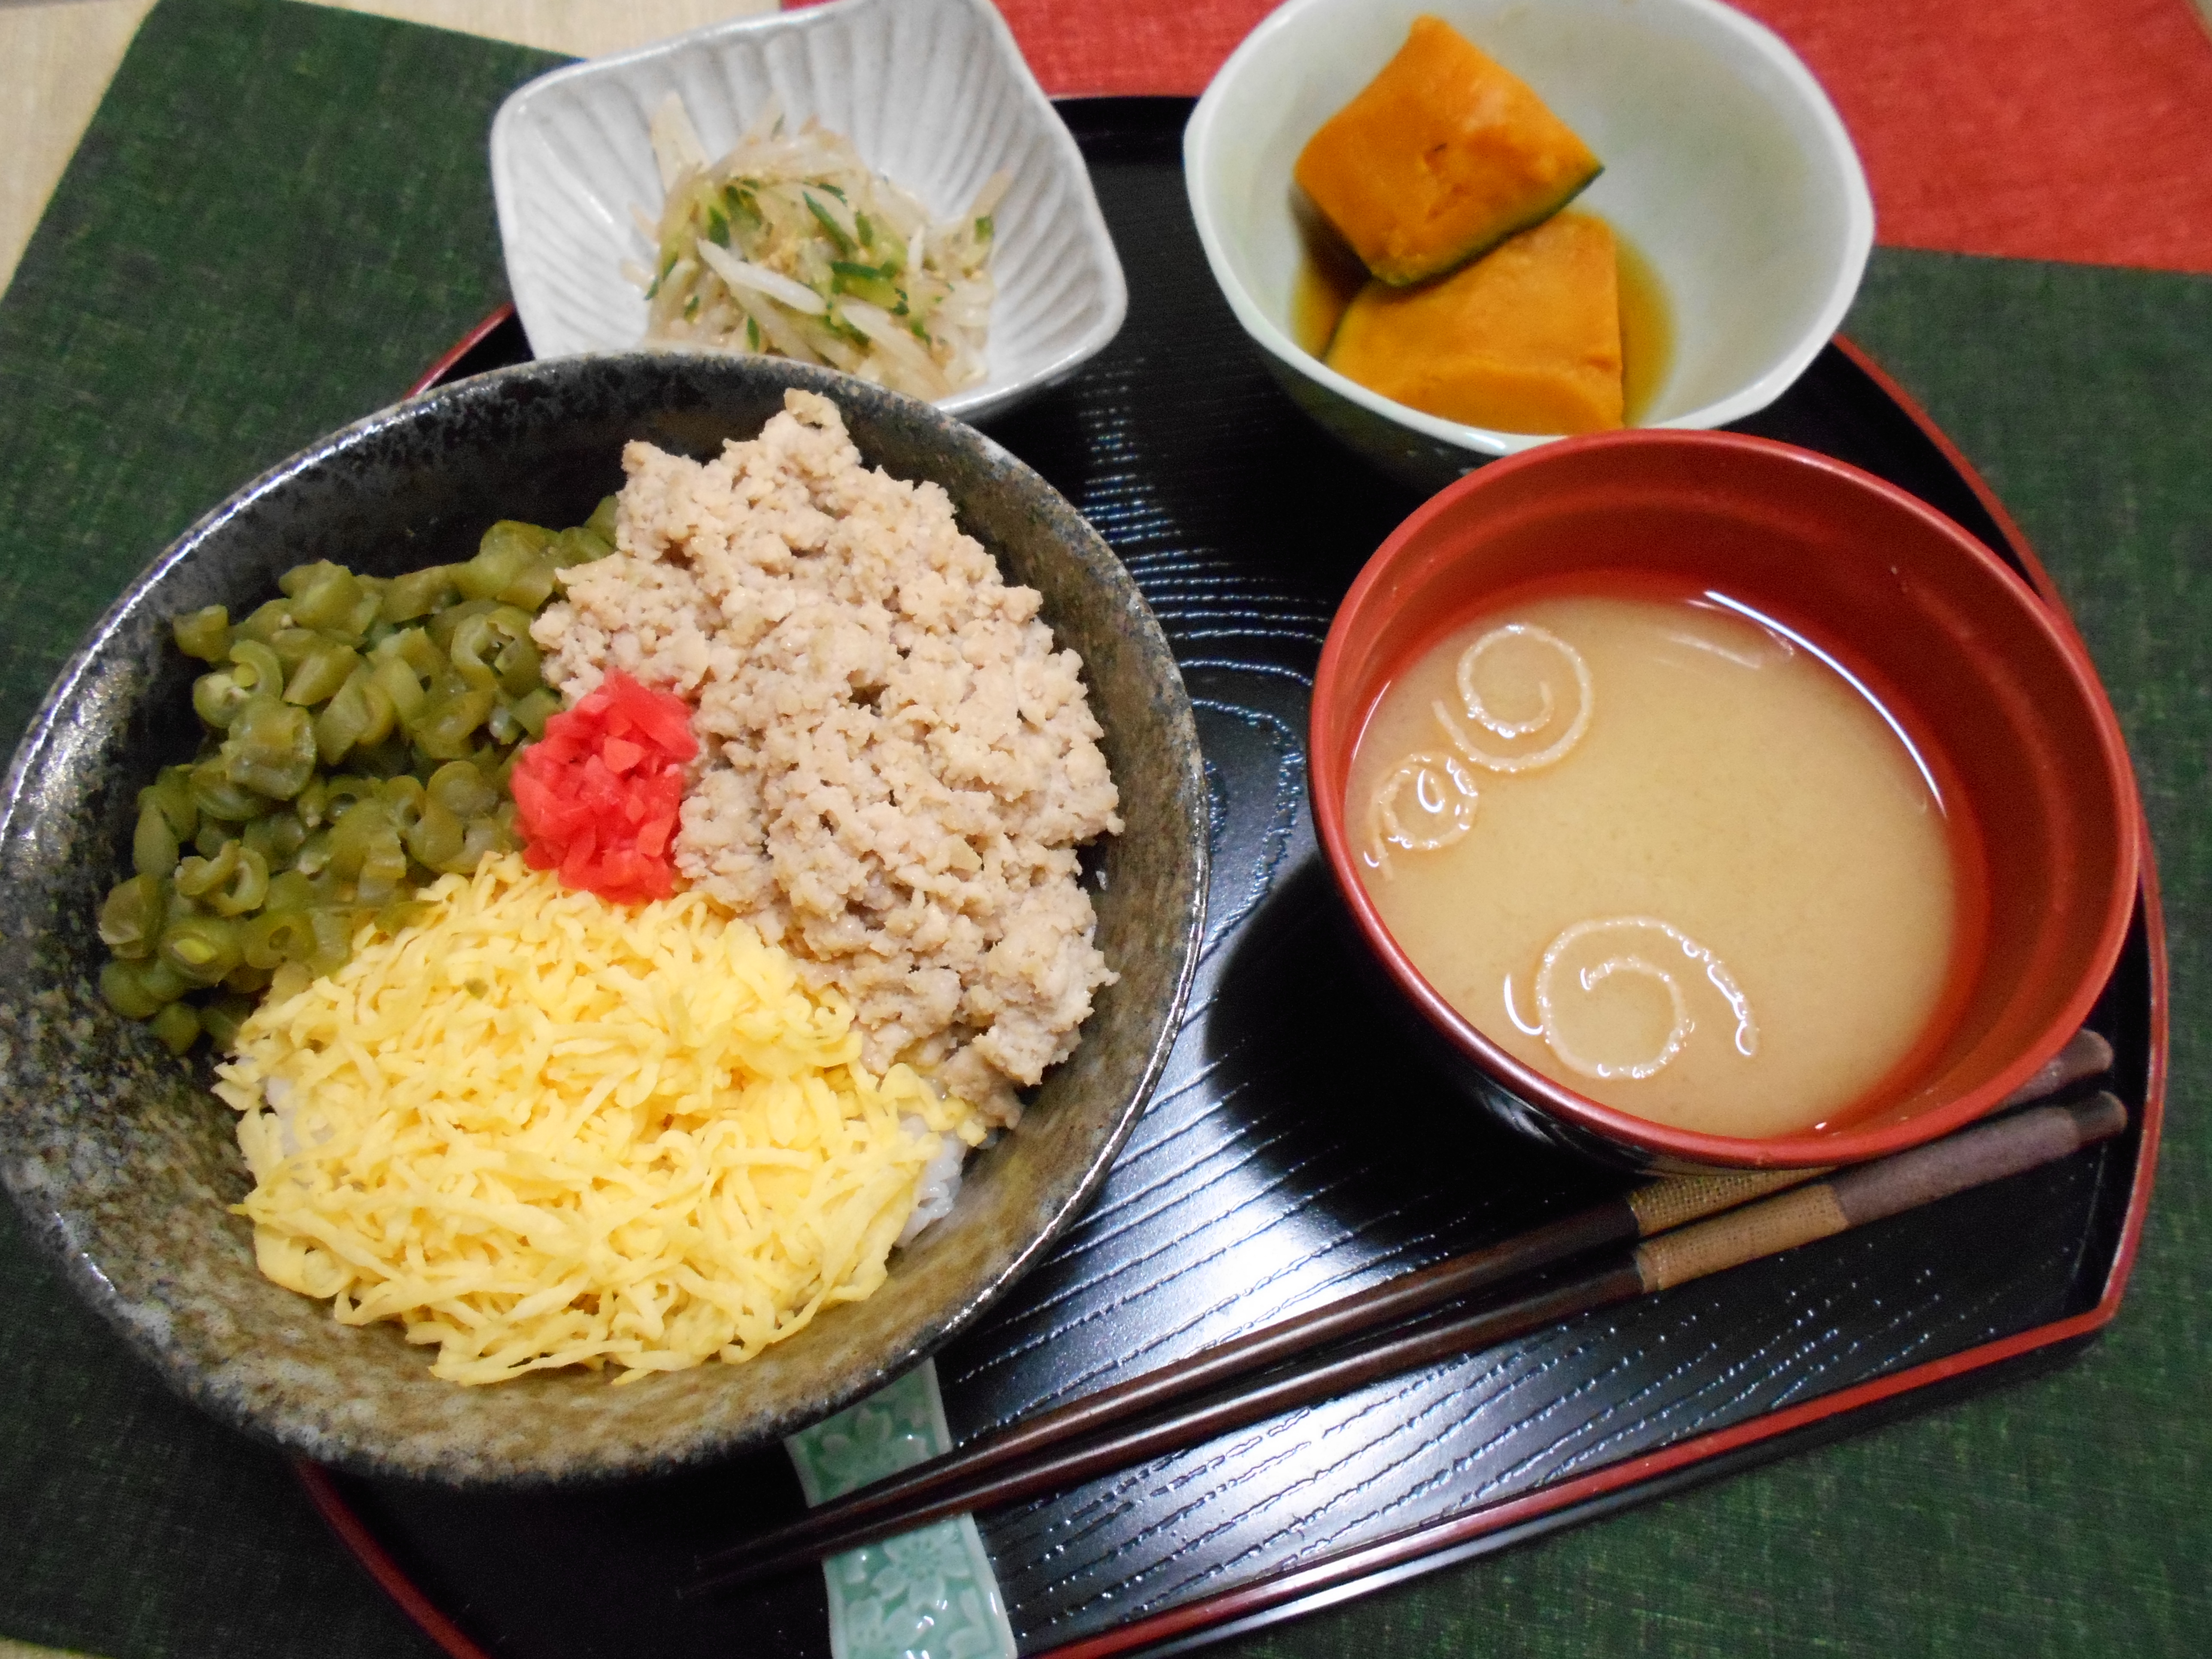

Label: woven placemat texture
[0,2,551,1656]
[0,2,2206,1656]
[809,0,2212,273]
[0,0,559,749]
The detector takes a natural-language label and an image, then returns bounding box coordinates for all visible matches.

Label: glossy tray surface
[321,97,2158,1659]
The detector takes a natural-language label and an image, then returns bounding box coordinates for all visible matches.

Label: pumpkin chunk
[1325,211,1624,435]
[1294,15,1602,288]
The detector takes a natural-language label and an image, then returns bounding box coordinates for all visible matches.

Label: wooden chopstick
[685,1031,2116,1597]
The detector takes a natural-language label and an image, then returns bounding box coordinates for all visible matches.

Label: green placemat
[0,3,553,1657]
[0,0,562,750]
[1,3,2206,1657]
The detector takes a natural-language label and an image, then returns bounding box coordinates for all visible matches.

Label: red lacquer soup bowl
[1310,430,2139,1171]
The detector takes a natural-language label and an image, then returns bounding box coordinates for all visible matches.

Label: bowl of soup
[1185,0,1874,487]
[1310,431,2139,1171]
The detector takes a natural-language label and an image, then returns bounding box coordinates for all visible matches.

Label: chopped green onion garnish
[804,192,854,257]
[830,260,902,308]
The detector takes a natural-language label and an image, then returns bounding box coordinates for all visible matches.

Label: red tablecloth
[962,0,2212,275]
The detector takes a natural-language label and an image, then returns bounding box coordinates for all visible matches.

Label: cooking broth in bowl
[1348,585,1972,1138]
[1286,212,1677,428]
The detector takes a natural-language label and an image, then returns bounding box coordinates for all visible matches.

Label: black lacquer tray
[302,97,2166,1659]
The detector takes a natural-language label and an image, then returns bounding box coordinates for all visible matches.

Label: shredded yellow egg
[214,853,985,1385]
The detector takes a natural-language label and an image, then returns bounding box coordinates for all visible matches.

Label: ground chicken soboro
[532,391,1121,1122]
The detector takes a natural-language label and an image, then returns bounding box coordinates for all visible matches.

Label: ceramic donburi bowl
[0,353,1206,1485]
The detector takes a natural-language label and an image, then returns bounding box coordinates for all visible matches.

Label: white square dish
[489,0,1128,422]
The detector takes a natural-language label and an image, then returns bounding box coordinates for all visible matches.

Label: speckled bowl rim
[0,352,1206,1485]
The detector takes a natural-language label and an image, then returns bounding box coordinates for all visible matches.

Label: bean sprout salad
[628,94,1009,399]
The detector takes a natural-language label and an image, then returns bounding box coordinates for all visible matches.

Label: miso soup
[1347,587,1967,1138]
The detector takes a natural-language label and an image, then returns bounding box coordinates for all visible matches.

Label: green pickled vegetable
[221,696,318,799]
[100,959,167,1019]
[228,638,284,694]
[386,623,447,679]
[142,769,199,839]
[314,665,395,765]
[449,607,540,698]
[455,813,512,873]
[243,908,318,970]
[198,994,255,1050]
[382,565,458,623]
[322,775,380,813]
[415,687,496,760]
[380,772,426,831]
[188,757,270,823]
[427,759,499,819]
[290,827,333,878]
[174,841,268,916]
[263,868,316,913]
[376,899,434,936]
[174,840,239,899]
[328,799,409,902]
[548,526,614,568]
[158,913,244,986]
[302,908,357,976]
[149,1003,201,1055]
[284,643,361,707]
[101,498,611,1049]
[406,796,466,869]
[371,651,430,722]
[242,809,308,868]
[191,669,252,730]
[282,562,365,630]
[98,873,167,959]
[223,964,273,997]
[231,597,293,646]
[172,606,231,663]
[132,799,180,877]
[268,627,326,673]
[456,523,549,604]
[511,686,562,740]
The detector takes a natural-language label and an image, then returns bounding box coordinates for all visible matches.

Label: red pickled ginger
[511,671,698,903]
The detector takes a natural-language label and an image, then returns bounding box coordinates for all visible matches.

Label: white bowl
[489,0,1128,423]
[1185,0,1874,483]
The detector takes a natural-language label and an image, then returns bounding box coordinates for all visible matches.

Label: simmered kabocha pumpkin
[1294,15,1601,288]
[1325,211,1624,435]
